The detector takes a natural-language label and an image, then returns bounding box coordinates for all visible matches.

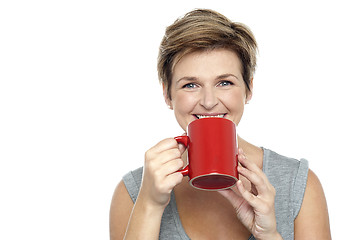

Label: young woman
[110,9,331,240]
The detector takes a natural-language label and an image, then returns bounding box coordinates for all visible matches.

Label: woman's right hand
[120,138,186,239]
[138,138,186,210]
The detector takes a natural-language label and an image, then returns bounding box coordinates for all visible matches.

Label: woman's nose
[199,87,218,110]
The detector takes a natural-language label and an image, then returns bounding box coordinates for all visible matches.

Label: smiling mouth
[194,114,226,119]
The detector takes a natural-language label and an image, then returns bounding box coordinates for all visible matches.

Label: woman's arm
[294,169,331,239]
[109,138,185,240]
[109,181,165,240]
[109,181,134,240]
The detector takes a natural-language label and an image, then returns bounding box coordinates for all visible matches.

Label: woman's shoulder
[122,167,143,202]
[123,167,143,184]
[262,148,310,218]
[294,168,331,238]
[262,147,309,179]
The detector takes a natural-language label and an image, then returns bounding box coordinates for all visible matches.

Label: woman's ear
[163,84,173,109]
[245,78,253,104]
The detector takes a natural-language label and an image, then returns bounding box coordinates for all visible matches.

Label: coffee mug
[175,117,238,191]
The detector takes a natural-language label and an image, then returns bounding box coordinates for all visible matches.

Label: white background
[1,0,360,239]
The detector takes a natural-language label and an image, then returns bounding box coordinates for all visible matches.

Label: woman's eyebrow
[216,73,239,80]
[176,76,197,83]
[176,74,239,83]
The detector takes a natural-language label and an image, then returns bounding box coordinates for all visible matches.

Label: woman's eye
[183,83,197,89]
[219,81,233,87]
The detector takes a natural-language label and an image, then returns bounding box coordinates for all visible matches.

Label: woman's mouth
[194,114,226,119]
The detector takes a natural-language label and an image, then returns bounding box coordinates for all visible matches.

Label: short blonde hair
[158,9,258,99]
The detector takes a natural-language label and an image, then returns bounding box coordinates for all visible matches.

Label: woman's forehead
[172,49,243,80]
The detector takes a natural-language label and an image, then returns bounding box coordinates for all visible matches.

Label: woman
[110,9,331,240]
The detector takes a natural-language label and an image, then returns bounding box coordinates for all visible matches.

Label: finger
[153,170,183,195]
[159,158,184,177]
[238,165,268,194]
[218,188,232,198]
[151,138,179,154]
[176,132,188,154]
[163,171,184,192]
[235,179,262,209]
[237,174,276,214]
[166,158,185,175]
[157,148,182,164]
[218,188,241,207]
[145,150,182,177]
[177,142,187,156]
[237,150,270,193]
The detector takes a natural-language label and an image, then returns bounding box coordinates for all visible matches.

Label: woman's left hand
[218,148,283,240]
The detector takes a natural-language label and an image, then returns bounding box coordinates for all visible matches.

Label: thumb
[218,181,246,209]
[175,132,187,155]
[177,133,187,155]
[218,188,239,206]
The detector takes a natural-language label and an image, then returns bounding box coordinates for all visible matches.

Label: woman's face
[165,48,252,132]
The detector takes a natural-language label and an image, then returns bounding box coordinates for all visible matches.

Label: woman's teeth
[196,114,225,119]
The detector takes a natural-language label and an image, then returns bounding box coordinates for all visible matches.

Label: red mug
[175,118,238,191]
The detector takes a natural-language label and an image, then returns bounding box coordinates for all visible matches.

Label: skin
[109,49,331,239]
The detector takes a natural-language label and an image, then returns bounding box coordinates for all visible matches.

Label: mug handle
[174,136,189,176]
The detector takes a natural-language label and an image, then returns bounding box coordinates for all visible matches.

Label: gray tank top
[122,148,309,240]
